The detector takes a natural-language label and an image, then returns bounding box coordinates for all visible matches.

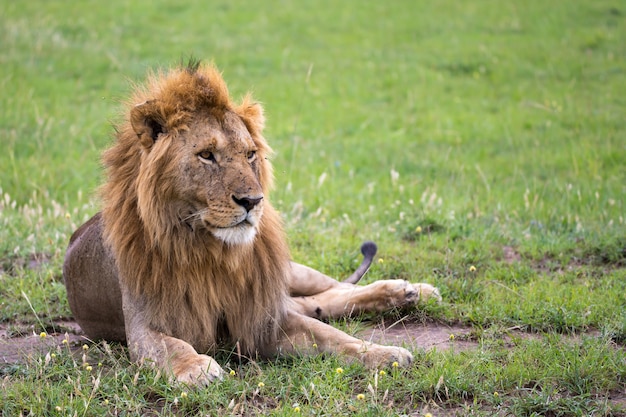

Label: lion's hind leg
[291,280,441,320]
[63,213,126,342]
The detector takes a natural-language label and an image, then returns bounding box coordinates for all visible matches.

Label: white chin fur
[211,225,257,246]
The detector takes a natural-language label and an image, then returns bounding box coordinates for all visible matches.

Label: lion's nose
[232,195,263,212]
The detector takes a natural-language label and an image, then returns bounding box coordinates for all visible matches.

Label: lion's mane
[100,62,290,356]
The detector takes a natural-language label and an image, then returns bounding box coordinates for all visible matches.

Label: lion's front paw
[174,354,224,386]
[359,344,413,368]
[412,283,442,303]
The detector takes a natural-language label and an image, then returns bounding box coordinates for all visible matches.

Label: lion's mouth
[182,207,260,245]
[209,218,258,245]
[213,218,253,230]
[212,211,258,229]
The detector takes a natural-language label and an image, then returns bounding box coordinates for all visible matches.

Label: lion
[63,61,440,385]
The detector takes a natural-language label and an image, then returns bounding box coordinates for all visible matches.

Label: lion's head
[114,62,273,247]
[100,62,290,353]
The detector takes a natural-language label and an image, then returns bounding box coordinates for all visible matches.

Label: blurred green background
[1,1,625,415]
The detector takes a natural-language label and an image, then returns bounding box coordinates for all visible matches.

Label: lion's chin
[211,223,257,246]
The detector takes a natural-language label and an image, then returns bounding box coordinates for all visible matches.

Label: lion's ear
[130,100,165,148]
[236,95,265,135]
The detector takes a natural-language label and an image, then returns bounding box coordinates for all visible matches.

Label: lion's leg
[288,262,345,296]
[121,290,224,385]
[289,262,440,319]
[269,311,413,368]
[63,213,126,341]
[292,280,440,319]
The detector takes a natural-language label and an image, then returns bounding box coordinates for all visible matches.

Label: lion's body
[65,211,288,356]
[100,64,290,355]
[64,62,440,385]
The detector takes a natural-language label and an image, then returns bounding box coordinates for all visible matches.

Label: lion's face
[180,112,264,245]
[135,108,266,246]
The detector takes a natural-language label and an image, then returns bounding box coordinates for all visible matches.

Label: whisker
[181,208,209,224]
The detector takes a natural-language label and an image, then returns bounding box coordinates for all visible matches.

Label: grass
[1,0,625,415]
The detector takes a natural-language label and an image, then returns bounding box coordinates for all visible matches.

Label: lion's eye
[198,150,215,163]
[247,150,256,162]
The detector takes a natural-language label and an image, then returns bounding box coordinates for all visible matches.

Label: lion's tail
[343,241,377,284]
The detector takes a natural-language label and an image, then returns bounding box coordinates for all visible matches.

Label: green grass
[1,0,625,415]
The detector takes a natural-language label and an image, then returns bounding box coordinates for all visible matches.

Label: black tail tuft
[343,241,378,284]
[360,241,377,259]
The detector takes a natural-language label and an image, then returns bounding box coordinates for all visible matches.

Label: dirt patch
[502,245,522,264]
[0,321,86,364]
[0,319,476,365]
[0,318,612,366]
[358,319,476,351]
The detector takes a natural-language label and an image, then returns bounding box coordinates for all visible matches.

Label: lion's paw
[412,283,442,303]
[359,344,413,368]
[378,279,420,307]
[174,354,224,386]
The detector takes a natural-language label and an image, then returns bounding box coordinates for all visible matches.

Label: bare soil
[359,319,475,352]
[0,318,475,366]
[0,320,85,363]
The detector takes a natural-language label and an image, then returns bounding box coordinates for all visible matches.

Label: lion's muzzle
[232,195,263,212]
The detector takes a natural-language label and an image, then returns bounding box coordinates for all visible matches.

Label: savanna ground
[1,1,625,415]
